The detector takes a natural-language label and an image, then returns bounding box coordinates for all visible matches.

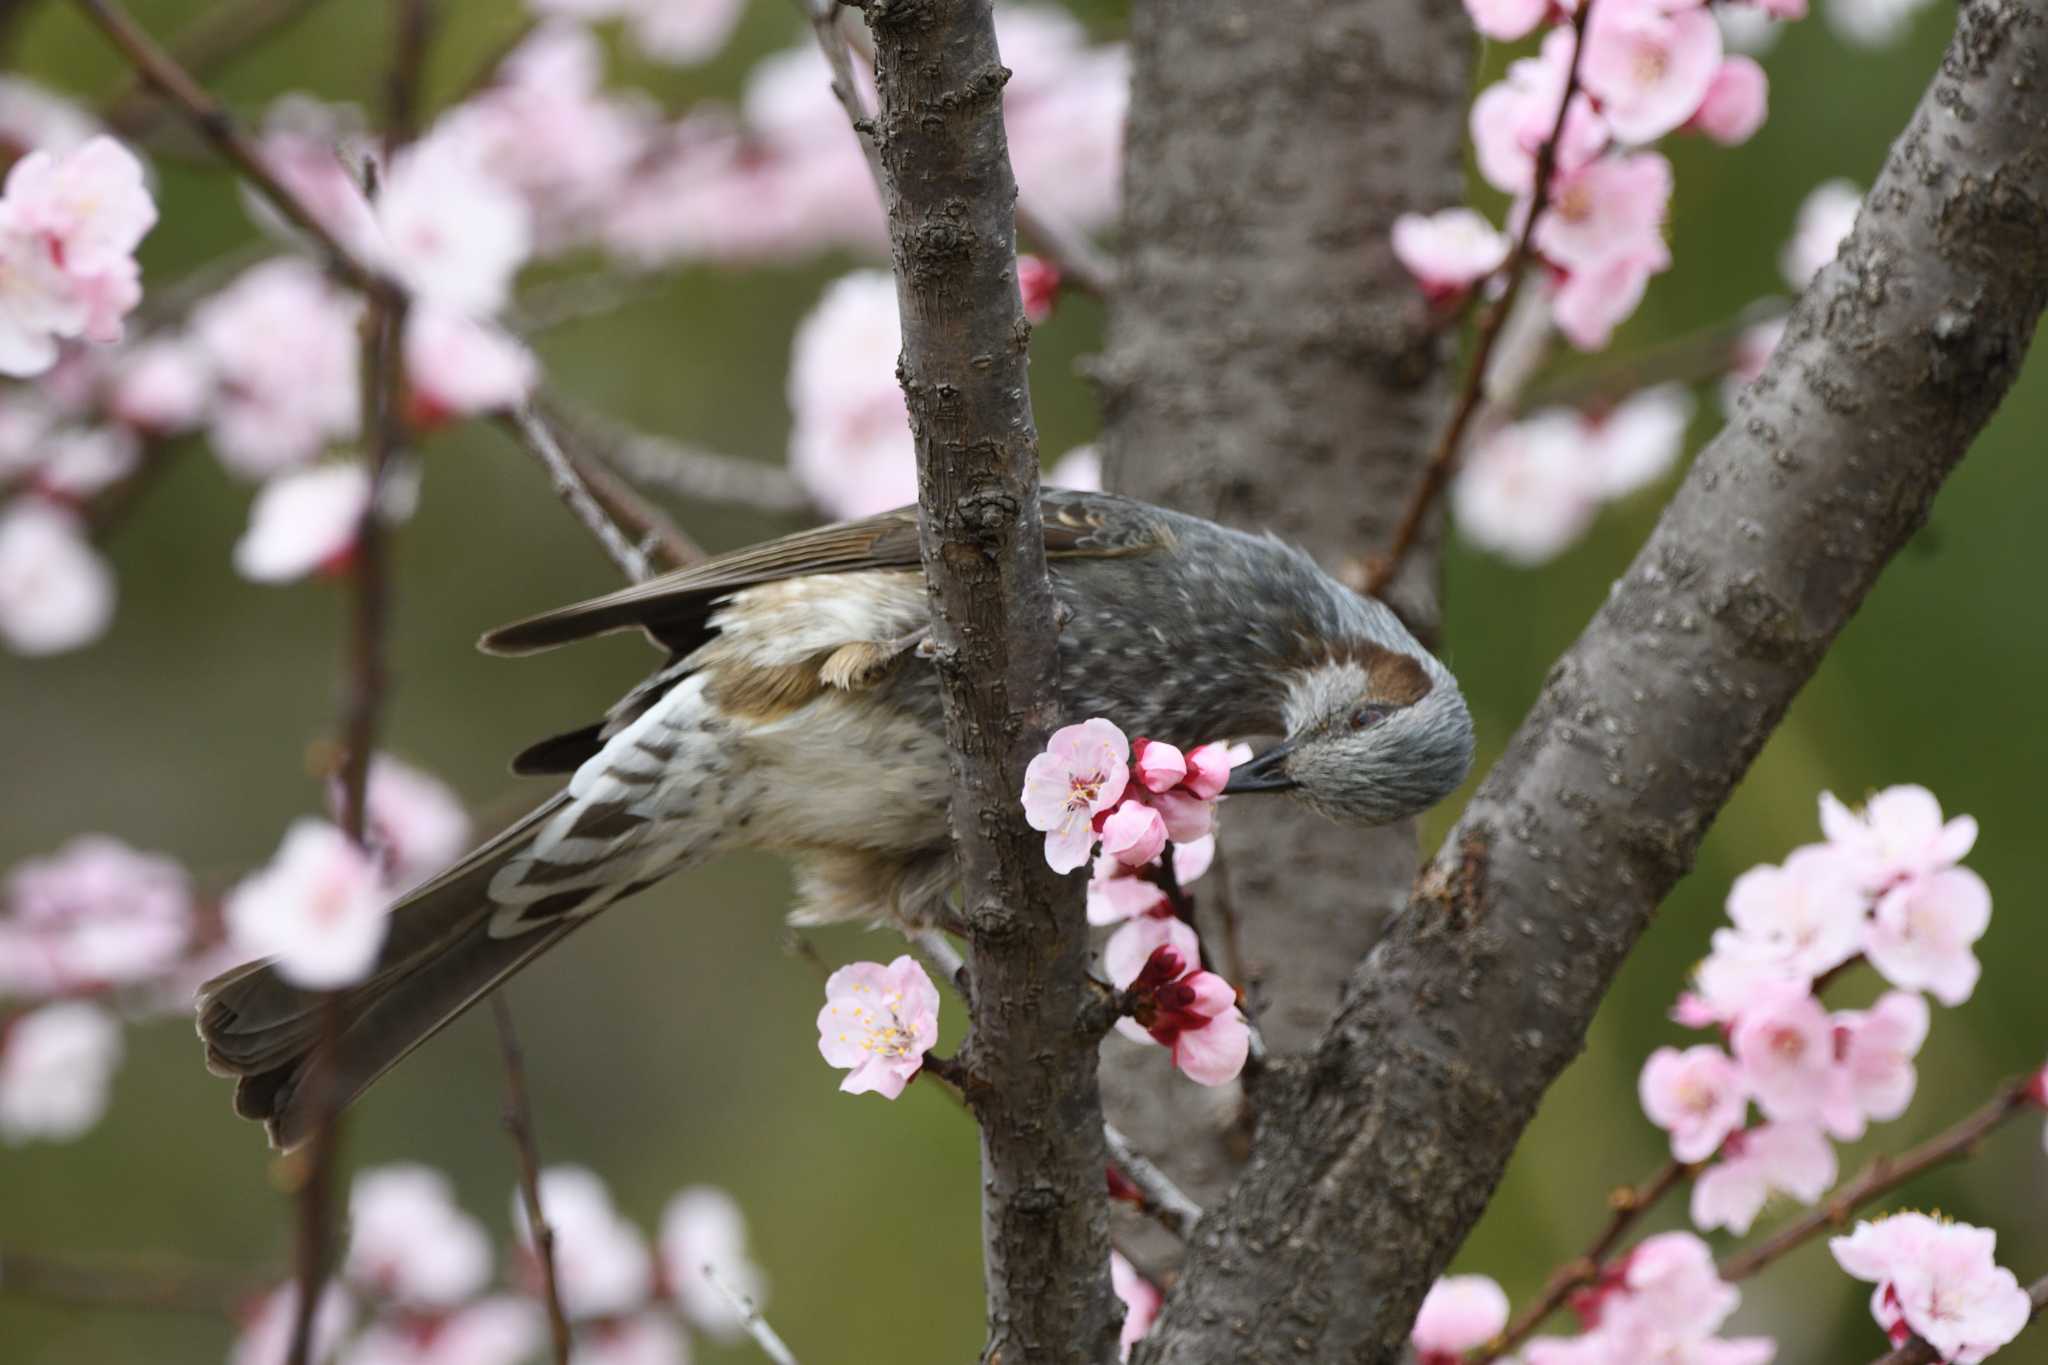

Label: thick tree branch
[862,1,1115,1360]
[1142,3,2048,1360]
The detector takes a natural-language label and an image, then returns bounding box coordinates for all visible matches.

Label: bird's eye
[1349,704,1392,731]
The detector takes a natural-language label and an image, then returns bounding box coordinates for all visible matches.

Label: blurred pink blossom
[403,307,536,428]
[232,1283,355,1365]
[1018,253,1061,324]
[0,76,100,158]
[224,818,389,989]
[514,1166,655,1319]
[1827,990,1929,1139]
[1462,0,1552,41]
[1393,208,1511,304]
[1047,443,1101,491]
[373,127,532,317]
[0,499,114,655]
[1453,411,1600,565]
[1778,179,1860,290]
[1688,57,1769,144]
[1583,382,1693,497]
[1827,0,1940,48]
[1730,986,1836,1128]
[248,96,381,261]
[1690,1122,1835,1235]
[1867,868,1991,1006]
[1819,785,1978,894]
[345,1164,493,1307]
[661,1185,769,1341]
[1550,245,1667,350]
[1002,12,1128,231]
[0,136,156,375]
[192,258,361,478]
[1022,718,1131,874]
[1111,1251,1162,1360]
[342,756,473,894]
[31,424,138,501]
[1638,1044,1748,1162]
[234,463,372,583]
[342,1297,541,1365]
[1720,843,1866,981]
[569,1312,688,1365]
[1413,1274,1510,1362]
[816,954,941,1099]
[786,270,916,521]
[1088,835,1214,927]
[1536,152,1672,276]
[109,334,214,434]
[1831,1213,2030,1362]
[1580,0,1723,144]
[1607,1231,1739,1343]
[530,0,745,65]
[0,1000,123,1142]
[1,834,191,996]
[1471,29,1611,195]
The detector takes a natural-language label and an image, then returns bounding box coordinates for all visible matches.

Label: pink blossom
[0,211,88,377]
[1779,179,1861,290]
[342,1297,541,1365]
[374,127,532,317]
[1550,244,1667,350]
[787,271,916,521]
[816,954,941,1099]
[31,425,139,501]
[248,97,381,261]
[1114,944,1250,1086]
[345,1164,493,1306]
[343,756,473,893]
[224,818,389,989]
[1865,868,1990,1008]
[513,1166,654,1319]
[1688,57,1768,145]
[1463,0,1552,41]
[1131,738,1188,794]
[402,307,536,427]
[1003,12,1128,231]
[1730,986,1836,1127]
[0,499,114,655]
[1104,911,1201,990]
[1580,0,1723,144]
[1639,1044,1748,1162]
[1,834,191,996]
[1146,788,1217,844]
[1690,1122,1836,1235]
[1101,800,1170,869]
[1717,5,1787,55]
[1018,254,1062,324]
[0,1000,122,1142]
[627,0,747,64]
[661,1185,769,1340]
[0,77,99,158]
[1413,1274,1510,1361]
[1585,382,1694,497]
[1087,836,1213,927]
[1183,744,1238,800]
[232,1283,355,1365]
[192,258,361,477]
[1021,718,1132,874]
[109,334,213,434]
[1828,991,1929,1138]
[1392,208,1511,304]
[1819,785,1978,894]
[5,135,156,276]
[1453,411,1601,564]
[1111,1251,1162,1360]
[1721,843,1867,981]
[1048,443,1101,491]
[1470,29,1611,195]
[1827,0,1940,48]
[234,463,372,584]
[1536,153,1673,275]
[1608,1231,1739,1343]
[1831,1213,2031,1363]
[568,1313,688,1365]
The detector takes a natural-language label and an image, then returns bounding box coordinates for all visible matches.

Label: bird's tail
[198,793,604,1149]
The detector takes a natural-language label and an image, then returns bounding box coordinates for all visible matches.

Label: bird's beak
[1224,737,1301,794]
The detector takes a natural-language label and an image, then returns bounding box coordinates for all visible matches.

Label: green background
[3,2,2044,1361]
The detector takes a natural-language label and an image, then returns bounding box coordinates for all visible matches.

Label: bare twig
[703,1264,803,1365]
[384,0,436,153]
[493,995,573,1365]
[102,0,329,138]
[1103,1123,1204,1241]
[544,394,816,518]
[500,407,657,585]
[0,1247,267,1317]
[1719,1077,2036,1284]
[1871,1273,2048,1364]
[547,418,703,570]
[1364,0,1597,598]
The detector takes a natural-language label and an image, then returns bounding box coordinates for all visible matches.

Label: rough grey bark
[1094,0,1473,1256]
[862,2,1118,1361]
[1141,2,2048,1359]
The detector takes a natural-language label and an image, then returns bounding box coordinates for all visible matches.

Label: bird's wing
[478,487,1167,658]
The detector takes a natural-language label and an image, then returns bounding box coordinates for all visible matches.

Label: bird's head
[1226,639,1474,826]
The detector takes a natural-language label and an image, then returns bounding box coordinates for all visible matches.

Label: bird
[198,488,1474,1146]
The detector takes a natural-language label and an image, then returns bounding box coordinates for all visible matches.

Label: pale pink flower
[1183,744,1239,801]
[661,1185,768,1341]
[1021,718,1131,874]
[1536,152,1673,275]
[1550,244,1667,350]
[1088,836,1213,927]
[787,271,916,521]
[234,463,372,584]
[1470,29,1611,195]
[1609,1231,1739,1343]
[1827,0,1940,48]
[816,954,941,1099]
[402,307,536,427]
[0,209,90,377]
[1585,382,1694,497]
[1003,13,1128,231]
[1392,208,1511,303]
[1101,799,1170,869]
[1,834,192,996]
[1730,986,1836,1127]
[32,424,139,500]
[192,258,361,477]
[1413,1274,1510,1361]
[1757,0,1811,19]
[1047,443,1101,491]
[1828,991,1929,1138]
[1131,738,1189,794]
[342,1297,541,1365]
[232,1283,355,1365]
[569,1312,688,1365]
[1639,1044,1749,1162]
[1721,843,1867,981]
[626,0,747,64]
[109,334,213,434]
[1114,944,1249,1086]
[1690,1123,1836,1235]
[602,114,854,266]
[1104,913,1201,993]
[1453,411,1601,564]
[5,135,156,276]
[1463,0,1551,41]
[345,756,472,894]
[1146,788,1217,844]
[345,1164,493,1306]
[0,76,100,158]
[1867,869,1990,1007]
[1111,1251,1162,1361]
[248,97,381,261]
[1818,785,1979,894]
[1778,179,1861,290]
[1688,57,1768,145]
[374,127,532,316]
[1580,0,1723,144]
[224,818,389,989]
[0,391,56,475]
[1831,1214,2030,1363]
[0,1000,122,1142]
[1678,932,1810,1028]
[513,1166,654,1319]
[0,499,114,655]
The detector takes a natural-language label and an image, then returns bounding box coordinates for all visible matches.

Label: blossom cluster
[1830,1212,2031,1363]
[231,1162,771,1365]
[0,756,465,1143]
[1021,719,1236,877]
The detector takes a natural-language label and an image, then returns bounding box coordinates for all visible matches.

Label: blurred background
[2,0,2044,1360]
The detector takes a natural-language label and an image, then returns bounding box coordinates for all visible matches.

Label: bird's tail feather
[197,794,595,1149]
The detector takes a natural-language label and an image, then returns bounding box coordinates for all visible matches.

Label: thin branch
[547,416,703,571]
[1104,1123,1204,1241]
[0,1247,267,1317]
[493,995,573,1365]
[1474,1159,1691,1363]
[384,0,436,153]
[1363,0,1596,598]
[543,393,816,518]
[1719,1077,2036,1284]
[102,0,329,138]
[499,407,657,585]
[1871,1273,2048,1365]
[703,1264,803,1365]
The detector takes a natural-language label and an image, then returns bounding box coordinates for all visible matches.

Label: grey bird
[199,489,1474,1145]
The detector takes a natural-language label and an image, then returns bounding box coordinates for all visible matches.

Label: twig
[910,928,971,1004]
[1363,0,1597,598]
[1103,1123,1204,1240]
[1870,1273,2048,1364]
[1473,1159,1690,1363]
[544,393,816,518]
[500,407,657,585]
[101,0,329,138]
[703,1264,802,1365]
[0,1247,268,1317]
[539,413,702,571]
[384,0,436,153]
[493,995,573,1365]
[1719,1077,2036,1284]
